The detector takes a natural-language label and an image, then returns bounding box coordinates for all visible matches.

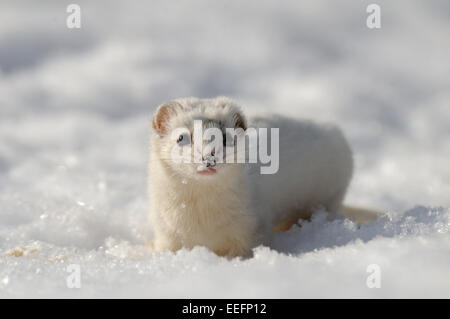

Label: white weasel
[149,97,354,258]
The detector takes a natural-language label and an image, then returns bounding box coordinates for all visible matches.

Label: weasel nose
[203,154,216,168]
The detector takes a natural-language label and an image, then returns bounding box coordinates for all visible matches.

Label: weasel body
[149,97,353,257]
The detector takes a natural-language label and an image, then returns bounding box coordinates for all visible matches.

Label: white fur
[149,97,353,257]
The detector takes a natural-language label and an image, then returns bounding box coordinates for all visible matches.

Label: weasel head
[151,97,247,183]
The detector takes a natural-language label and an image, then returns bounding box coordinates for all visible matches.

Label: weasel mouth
[197,167,217,175]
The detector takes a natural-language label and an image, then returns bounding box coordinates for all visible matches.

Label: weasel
[149,97,356,258]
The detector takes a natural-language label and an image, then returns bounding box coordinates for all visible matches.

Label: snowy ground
[1,1,449,298]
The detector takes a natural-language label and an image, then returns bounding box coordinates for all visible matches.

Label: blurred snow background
[0,0,449,297]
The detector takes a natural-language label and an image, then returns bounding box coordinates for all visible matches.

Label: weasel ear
[152,101,182,135]
[217,98,247,131]
[233,111,247,131]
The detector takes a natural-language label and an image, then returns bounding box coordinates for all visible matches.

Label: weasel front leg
[152,221,183,252]
[215,240,253,259]
[154,233,183,252]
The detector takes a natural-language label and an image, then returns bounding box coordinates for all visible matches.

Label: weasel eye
[176,133,190,146]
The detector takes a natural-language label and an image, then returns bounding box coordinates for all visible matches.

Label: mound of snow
[1,207,449,298]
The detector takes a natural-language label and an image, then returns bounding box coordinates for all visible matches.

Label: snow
[1,0,449,297]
